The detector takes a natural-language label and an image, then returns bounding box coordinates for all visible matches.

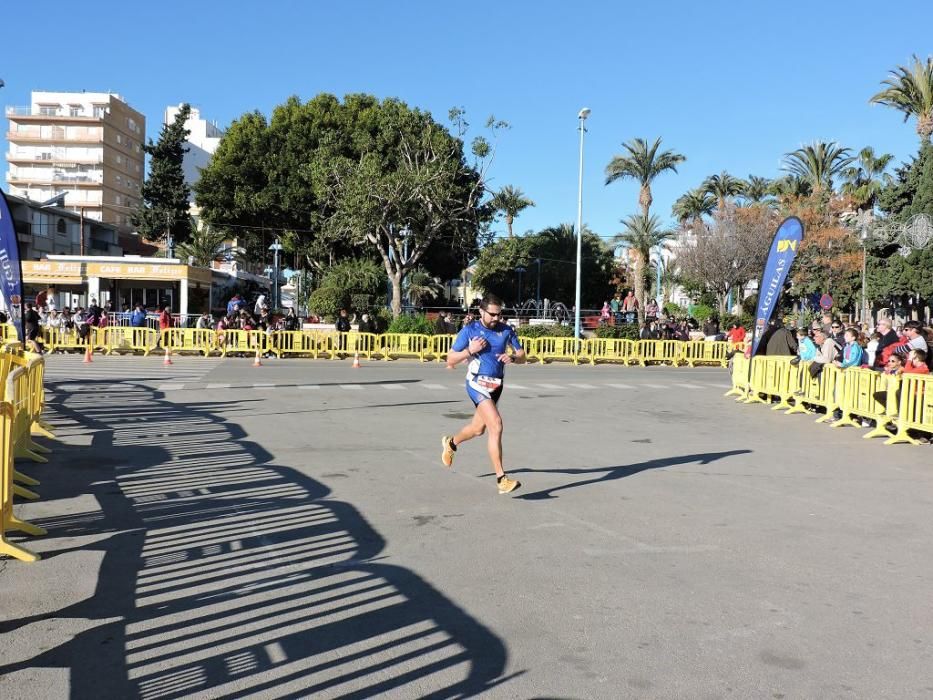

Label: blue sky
[4,0,932,243]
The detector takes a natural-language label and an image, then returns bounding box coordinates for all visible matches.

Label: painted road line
[157,383,185,392]
[296,384,321,390]
[252,383,275,389]
[508,384,529,389]
[675,383,704,389]
[568,383,597,389]
[206,383,231,389]
[535,384,565,390]
[339,384,363,391]
[607,383,634,389]
[381,384,407,391]
[641,383,668,389]
[422,383,447,390]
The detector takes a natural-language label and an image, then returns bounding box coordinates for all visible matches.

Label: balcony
[7,171,103,186]
[6,106,105,122]
[6,152,104,165]
[6,131,103,144]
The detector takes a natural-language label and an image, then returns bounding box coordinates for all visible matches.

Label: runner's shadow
[506,450,752,500]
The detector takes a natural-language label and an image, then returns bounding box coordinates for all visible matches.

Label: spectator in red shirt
[904,348,930,375]
[726,324,746,344]
[159,306,172,332]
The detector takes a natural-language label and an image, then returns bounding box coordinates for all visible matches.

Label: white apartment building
[5,91,145,233]
[164,104,223,207]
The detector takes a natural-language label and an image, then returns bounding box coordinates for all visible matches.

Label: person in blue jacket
[440,294,526,495]
[796,328,817,361]
[834,326,864,369]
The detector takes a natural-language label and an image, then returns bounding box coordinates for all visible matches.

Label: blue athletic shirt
[452,320,523,380]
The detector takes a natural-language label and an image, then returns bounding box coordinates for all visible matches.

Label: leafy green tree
[769,175,813,200]
[877,144,932,218]
[870,54,933,143]
[782,141,853,194]
[134,103,192,245]
[842,147,894,211]
[672,189,715,224]
[489,185,535,238]
[612,214,673,322]
[701,171,745,209]
[604,137,686,216]
[406,268,445,307]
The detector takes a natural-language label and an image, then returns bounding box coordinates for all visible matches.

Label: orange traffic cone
[352,353,361,369]
[83,344,93,363]
[163,346,173,365]
[253,349,263,367]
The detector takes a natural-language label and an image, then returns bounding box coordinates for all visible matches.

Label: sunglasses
[482,309,501,318]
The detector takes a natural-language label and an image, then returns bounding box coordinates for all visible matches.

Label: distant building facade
[163,104,223,216]
[5,91,145,234]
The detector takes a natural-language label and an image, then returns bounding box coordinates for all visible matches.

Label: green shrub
[594,324,640,340]
[350,294,374,313]
[308,286,348,318]
[387,314,436,335]
[690,304,715,322]
[663,302,686,317]
[516,323,573,338]
[721,312,754,330]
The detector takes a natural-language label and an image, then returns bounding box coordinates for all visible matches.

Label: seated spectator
[894,321,930,359]
[834,327,863,369]
[796,328,817,362]
[808,327,838,380]
[904,348,930,375]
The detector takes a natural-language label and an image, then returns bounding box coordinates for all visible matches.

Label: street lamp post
[515,266,526,306]
[574,107,590,339]
[268,239,284,310]
[535,257,542,316]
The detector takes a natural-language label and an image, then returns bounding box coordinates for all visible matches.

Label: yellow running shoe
[441,435,456,468]
[497,475,521,495]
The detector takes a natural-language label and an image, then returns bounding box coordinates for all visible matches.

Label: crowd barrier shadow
[0,377,515,699]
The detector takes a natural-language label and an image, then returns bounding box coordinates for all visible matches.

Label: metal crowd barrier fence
[162,328,218,357]
[635,340,683,367]
[99,327,158,356]
[270,330,331,359]
[333,332,380,360]
[378,333,428,362]
[527,337,584,364]
[218,330,268,357]
[43,327,98,353]
[681,340,731,368]
[583,338,636,365]
[728,356,932,445]
[428,334,455,363]
[0,324,17,342]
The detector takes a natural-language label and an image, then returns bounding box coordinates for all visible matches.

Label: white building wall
[164,104,224,201]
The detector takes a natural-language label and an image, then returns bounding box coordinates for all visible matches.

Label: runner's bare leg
[476,399,505,478]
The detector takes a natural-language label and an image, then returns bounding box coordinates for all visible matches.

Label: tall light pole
[268,239,283,310]
[574,107,590,339]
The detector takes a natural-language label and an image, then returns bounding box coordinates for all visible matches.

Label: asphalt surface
[1,353,932,699]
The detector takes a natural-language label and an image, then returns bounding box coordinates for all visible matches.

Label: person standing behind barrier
[284,307,300,332]
[440,293,525,495]
[74,307,90,345]
[726,324,746,344]
[622,291,638,323]
[865,332,881,367]
[795,328,817,363]
[833,327,863,369]
[873,318,900,370]
[196,312,212,330]
[24,303,43,353]
[87,298,102,326]
[645,298,659,322]
[610,293,622,325]
[98,311,109,329]
[764,319,797,356]
[130,303,147,328]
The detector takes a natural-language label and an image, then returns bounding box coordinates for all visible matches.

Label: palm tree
[870,54,933,143]
[701,171,745,209]
[176,225,230,267]
[741,175,773,204]
[612,213,673,322]
[768,175,813,200]
[406,267,444,307]
[605,137,686,216]
[672,189,716,224]
[782,141,854,194]
[489,185,535,238]
[842,146,894,211]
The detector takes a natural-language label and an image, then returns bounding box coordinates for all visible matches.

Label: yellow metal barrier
[99,326,158,355]
[219,330,268,357]
[528,337,582,364]
[270,330,331,359]
[162,328,217,356]
[0,324,17,342]
[830,368,900,440]
[784,362,842,423]
[635,340,682,366]
[43,327,99,353]
[681,340,731,367]
[584,338,635,365]
[428,334,456,363]
[724,352,750,398]
[885,374,933,446]
[0,401,44,562]
[332,332,380,360]
[378,333,428,361]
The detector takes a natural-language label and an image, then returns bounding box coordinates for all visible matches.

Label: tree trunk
[639,185,652,217]
[506,215,514,238]
[390,273,403,318]
[634,255,645,324]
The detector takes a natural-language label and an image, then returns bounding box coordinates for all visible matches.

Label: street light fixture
[268,239,284,310]
[574,107,590,339]
[514,265,526,306]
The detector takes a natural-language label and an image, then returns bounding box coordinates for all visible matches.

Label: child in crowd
[796,328,817,361]
[834,327,864,369]
[865,332,881,367]
[904,348,930,375]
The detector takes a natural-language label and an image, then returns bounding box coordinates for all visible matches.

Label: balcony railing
[6,106,105,120]
[7,171,103,184]
[6,131,103,143]
[6,152,104,164]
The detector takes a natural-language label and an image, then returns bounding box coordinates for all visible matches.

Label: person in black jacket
[872,318,900,369]
[335,308,351,333]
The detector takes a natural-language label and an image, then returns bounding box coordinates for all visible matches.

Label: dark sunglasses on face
[483,310,501,318]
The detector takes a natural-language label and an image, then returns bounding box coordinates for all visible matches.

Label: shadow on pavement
[0,378,516,698]
[506,450,753,500]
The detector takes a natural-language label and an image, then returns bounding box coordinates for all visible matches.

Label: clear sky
[4,0,932,243]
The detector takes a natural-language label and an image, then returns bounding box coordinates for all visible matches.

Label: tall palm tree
[489,185,535,238]
[605,137,686,216]
[701,171,745,209]
[782,141,854,194]
[768,175,813,200]
[870,54,933,143]
[672,188,716,224]
[612,213,673,322]
[741,175,773,204]
[841,146,894,211]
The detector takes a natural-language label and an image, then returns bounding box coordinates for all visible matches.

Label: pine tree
[133,104,192,247]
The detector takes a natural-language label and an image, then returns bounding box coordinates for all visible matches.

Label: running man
[441,294,526,494]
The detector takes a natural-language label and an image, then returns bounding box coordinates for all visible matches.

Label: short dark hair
[912,348,927,364]
[480,293,503,310]
[904,320,922,333]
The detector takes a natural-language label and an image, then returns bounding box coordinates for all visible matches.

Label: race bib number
[476,375,502,390]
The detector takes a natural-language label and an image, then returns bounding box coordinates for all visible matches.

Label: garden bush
[387,314,436,335]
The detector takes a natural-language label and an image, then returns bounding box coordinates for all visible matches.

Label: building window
[69,105,83,117]
[115,133,123,144]
[93,105,107,118]
[57,219,67,235]
[116,154,123,165]
[39,105,59,116]
[128,117,137,131]
[115,174,122,185]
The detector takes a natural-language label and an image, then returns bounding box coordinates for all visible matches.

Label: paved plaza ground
[1,353,931,698]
